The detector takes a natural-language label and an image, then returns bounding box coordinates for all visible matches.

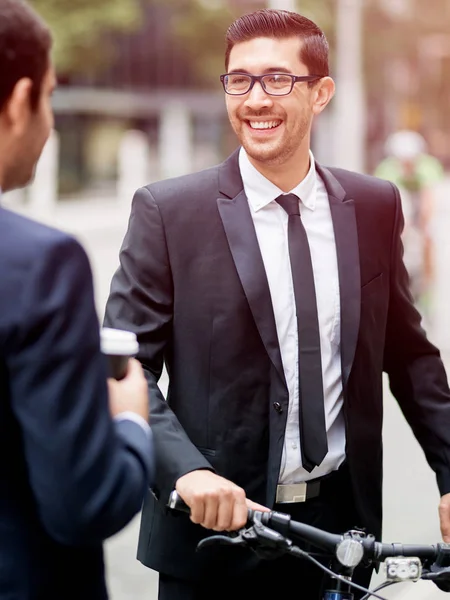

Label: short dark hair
[0,0,52,112]
[225,9,329,77]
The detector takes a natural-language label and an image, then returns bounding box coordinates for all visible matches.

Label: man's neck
[247,146,311,192]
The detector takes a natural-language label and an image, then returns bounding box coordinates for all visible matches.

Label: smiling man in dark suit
[0,2,154,598]
[104,8,450,600]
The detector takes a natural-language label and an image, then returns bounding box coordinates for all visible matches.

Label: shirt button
[291,443,297,450]
[273,402,283,414]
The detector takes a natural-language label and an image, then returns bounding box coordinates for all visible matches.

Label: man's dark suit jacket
[0,207,154,599]
[104,149,450,581]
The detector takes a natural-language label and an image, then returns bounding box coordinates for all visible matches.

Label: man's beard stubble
[234,112,310,167]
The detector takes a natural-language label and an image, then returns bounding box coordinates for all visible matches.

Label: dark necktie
[275,193,328,472]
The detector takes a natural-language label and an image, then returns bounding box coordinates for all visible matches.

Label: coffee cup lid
[100,328,139,356]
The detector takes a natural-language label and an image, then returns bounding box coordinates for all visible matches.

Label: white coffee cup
[100,327,139,380]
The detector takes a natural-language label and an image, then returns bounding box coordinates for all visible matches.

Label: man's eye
[268,75,290,84]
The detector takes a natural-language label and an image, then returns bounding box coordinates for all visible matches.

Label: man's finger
[246,499,271,512]
[438,494,450,541]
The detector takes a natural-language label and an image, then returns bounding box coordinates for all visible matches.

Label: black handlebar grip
[167,491,271,525]
[247,508,271,525]
[167,490,191,514]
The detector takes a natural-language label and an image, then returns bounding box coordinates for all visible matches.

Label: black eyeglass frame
[220,72,323,96]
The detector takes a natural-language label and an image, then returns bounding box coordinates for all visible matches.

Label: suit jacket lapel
[316,164,361,389]
[217,151,286,386]
[216,152,361,390]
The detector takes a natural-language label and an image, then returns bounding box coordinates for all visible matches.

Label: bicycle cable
[289,546,388,600]
[359,580,400,600]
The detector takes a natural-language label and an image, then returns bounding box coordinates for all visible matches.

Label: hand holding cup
[100,327,139,380]
[100,328,148,421]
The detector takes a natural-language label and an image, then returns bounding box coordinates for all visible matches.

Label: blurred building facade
[41,0,450,198]
[366,0,450,172]
[52,1,239,196]
[49,0,334,198]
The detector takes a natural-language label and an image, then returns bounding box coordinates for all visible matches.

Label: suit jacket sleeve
[104,186,213,504]
[7,233,154,546]
[383,182,450,495]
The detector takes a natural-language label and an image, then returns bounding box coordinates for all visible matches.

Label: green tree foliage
[29,0,334,82]
[151,0,333,86]
[29,0,143,74]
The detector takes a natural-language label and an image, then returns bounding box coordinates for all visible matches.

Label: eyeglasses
[220,72,323,96]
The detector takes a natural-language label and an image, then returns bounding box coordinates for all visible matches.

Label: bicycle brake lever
[422,565,450,592]
[197,522,293,557]
[196,522,280,552]
[197,531,246,551]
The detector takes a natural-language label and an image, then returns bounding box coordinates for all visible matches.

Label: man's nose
[244,81,273,110]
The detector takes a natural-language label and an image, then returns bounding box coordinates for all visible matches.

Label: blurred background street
[4,0,450,597]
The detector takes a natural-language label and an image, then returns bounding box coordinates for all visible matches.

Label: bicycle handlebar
[166,490,450,597]
[167,490,441,564]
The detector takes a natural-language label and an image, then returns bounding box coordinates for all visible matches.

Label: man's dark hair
[0,0,52,112]
[225,9,329,78]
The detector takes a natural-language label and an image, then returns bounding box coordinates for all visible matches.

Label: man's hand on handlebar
[439,493,450,543]
[175,470,269,532]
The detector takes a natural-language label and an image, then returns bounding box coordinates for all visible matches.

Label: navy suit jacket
[0,206,153,599]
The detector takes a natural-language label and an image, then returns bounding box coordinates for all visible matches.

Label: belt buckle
[276,482,308,503]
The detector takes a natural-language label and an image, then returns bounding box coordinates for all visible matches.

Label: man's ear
[3,78,34,134]
[311,76,335,116]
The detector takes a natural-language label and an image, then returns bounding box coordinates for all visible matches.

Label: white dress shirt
[239,148,346,484]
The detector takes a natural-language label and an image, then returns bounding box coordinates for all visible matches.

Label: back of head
[0,0,52,112]
[224,8,329,77]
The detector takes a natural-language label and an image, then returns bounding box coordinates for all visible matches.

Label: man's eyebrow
[262,67,293,74]
[228,67,294,74]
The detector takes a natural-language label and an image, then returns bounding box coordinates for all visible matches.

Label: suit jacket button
[273,402,283,413]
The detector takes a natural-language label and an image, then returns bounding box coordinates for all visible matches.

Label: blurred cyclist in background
[375,129,444,318]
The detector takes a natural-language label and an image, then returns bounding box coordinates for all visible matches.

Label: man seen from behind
[0,1,154,598]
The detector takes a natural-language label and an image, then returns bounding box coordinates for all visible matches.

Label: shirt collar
[239,147,317,213]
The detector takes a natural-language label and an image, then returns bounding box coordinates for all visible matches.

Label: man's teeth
[249,121,281,130]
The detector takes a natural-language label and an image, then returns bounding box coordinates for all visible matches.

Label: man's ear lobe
[5,78,34,132]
